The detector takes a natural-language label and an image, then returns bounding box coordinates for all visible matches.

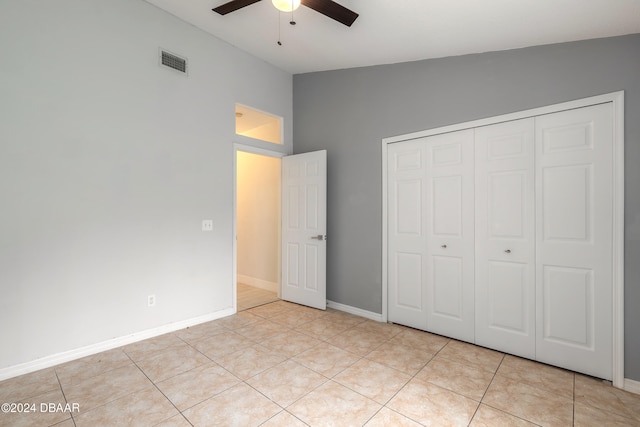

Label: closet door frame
[381,91,624,388]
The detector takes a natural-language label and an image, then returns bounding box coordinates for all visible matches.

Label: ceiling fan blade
[301,0,359,27]
[212,0,263,15]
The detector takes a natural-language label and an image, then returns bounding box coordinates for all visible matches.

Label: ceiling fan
[212,0,359,27]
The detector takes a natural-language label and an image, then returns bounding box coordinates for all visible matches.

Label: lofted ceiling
[144,0,640,74]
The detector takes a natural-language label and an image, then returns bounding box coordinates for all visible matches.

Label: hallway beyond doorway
[238,282,279,311]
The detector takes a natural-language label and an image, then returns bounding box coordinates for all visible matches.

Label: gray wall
[0,0,292,373]
[293,34,640,380]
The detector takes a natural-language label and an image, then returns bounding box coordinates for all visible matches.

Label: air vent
[160,50,187,73]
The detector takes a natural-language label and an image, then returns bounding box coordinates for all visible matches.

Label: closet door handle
[504,249,511,254]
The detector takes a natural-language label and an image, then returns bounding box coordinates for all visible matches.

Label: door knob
[311,235,327,241]
[441,244,447,249]
[504,249,511,254]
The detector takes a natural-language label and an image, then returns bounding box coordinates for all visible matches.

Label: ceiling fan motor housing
[212,0,359,27]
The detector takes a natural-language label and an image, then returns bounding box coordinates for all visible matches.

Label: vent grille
[161,50,187,73]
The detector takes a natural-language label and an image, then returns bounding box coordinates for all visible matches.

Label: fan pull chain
[290,0,296,25]
[276,0,297,46]
[277,11,282,45]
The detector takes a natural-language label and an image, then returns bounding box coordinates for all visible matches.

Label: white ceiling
[145,0,640,74]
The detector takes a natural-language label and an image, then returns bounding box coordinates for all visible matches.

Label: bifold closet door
[424,130,475,343]
[535,103,614,380]
[387,140,428,330]
[387,130,475,342]
[475,118,536,358]
[387,99,617,380]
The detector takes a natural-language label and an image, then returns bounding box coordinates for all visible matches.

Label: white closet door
[535,103,613,380]
[387,140,428,329]
[424,130,475,342]
[475,119,535,358]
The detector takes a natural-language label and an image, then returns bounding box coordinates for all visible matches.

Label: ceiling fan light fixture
[272,0,301,12]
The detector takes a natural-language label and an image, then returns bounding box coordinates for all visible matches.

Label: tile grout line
[283,319,385,425]
[249,315,357,407]
[329,324,431,426]
[470,354,555,427]
[572,373,576,426]
[230,308,351,426]
[121,341,200,427]
[355,328,418,426]
[241,311,392,426]
[164,327,254,419]
[128,352,195,427]
[53,369,77,427]
[166,306,329,424]
[57,354,152,424]
[467,352,505,426]
[373,334,452,426]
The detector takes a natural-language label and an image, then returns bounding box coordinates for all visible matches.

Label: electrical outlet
[202,219,213,231]
[147,294,156,307]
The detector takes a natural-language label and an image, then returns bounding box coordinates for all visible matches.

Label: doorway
[235,149,282,311]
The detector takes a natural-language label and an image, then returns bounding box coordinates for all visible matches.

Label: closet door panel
[535,103,613,380]
[486,261,528,331]
[475,118,535,358]
[431,255,463,318]
[387,141,428,329]
[542,165,591,241]
[425,130,475,343]
[432,176,463,235]
[542,266,593,345]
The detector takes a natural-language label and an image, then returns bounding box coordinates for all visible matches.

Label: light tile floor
[1,301,639,426]
[237,283,279,312]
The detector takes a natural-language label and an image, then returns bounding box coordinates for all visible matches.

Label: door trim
[233,143,286,314]
[381,91,625,388]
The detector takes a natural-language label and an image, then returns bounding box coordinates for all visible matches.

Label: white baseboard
[238,275,278,293]
[327,300,383,322]
[0,307,235,382]
[624,378,640,395]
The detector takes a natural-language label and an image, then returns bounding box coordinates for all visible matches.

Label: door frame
[232,143,286,313]
[381,91,625,388]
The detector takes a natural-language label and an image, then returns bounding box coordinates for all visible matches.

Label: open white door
[281,150,327,310]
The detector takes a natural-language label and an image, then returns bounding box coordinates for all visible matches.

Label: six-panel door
[282,150,327,310]
[475,118,536,358]
[535,104,613,380]
[424,130,475,343]
[387,140,428,330]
